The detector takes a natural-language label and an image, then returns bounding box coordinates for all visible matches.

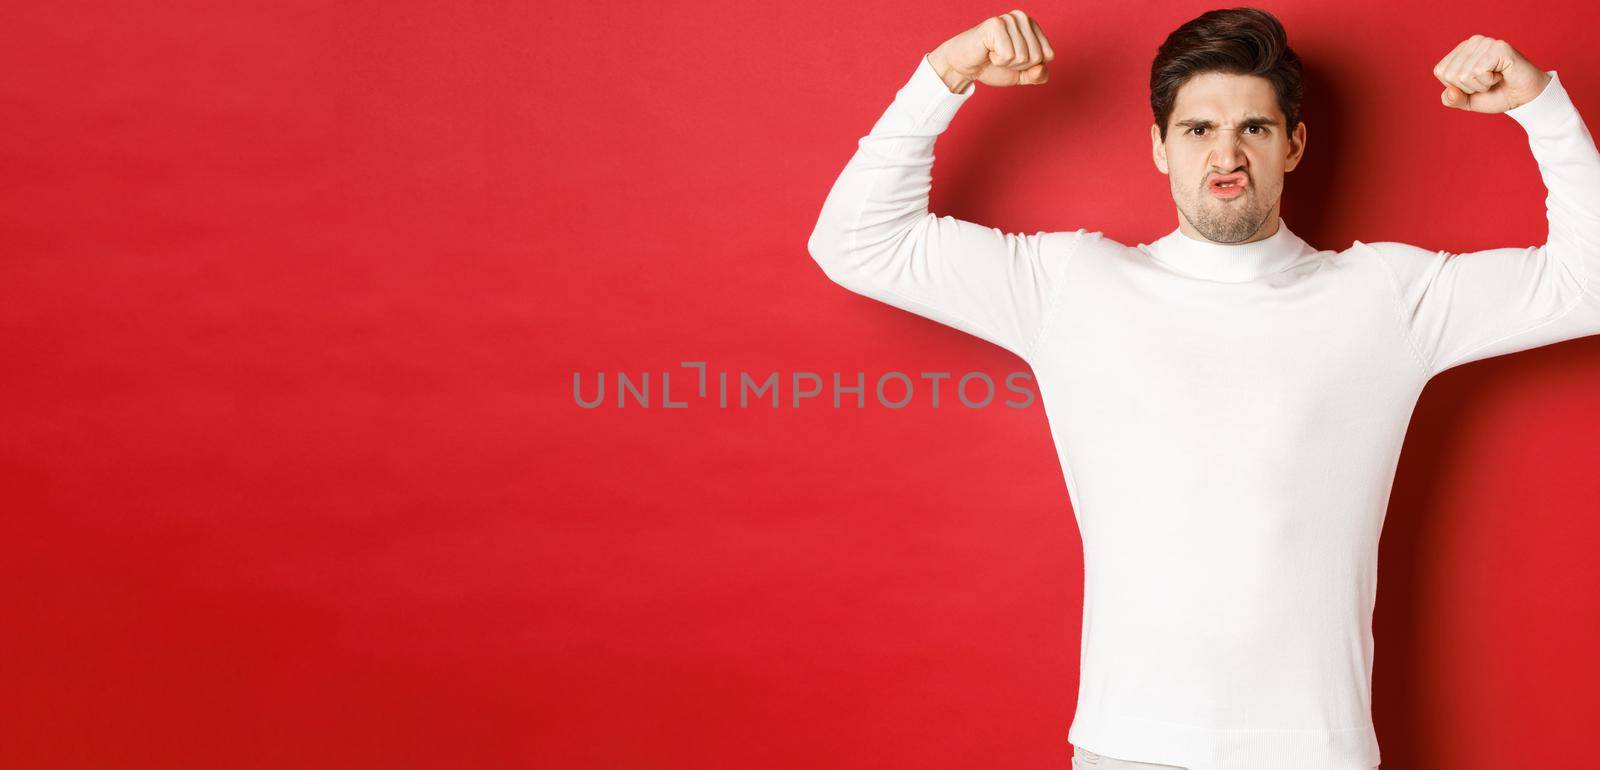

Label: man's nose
[1207,129,1248,168]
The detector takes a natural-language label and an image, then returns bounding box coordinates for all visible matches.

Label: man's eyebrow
[1174,115,1278,129]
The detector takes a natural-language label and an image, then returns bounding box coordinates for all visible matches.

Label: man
[806,7,1599,770]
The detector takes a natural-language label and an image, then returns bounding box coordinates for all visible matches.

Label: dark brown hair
[1150,7,1303,142]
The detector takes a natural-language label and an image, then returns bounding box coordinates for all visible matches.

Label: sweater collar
[1148,217,1311,282]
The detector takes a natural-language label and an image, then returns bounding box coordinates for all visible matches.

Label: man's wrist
[926,50,974,94]
[1510,70,1554,111]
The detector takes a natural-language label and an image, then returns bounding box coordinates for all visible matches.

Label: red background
[3,1,1598,768]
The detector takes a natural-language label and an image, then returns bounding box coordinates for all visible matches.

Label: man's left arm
[1364,37,1600,379]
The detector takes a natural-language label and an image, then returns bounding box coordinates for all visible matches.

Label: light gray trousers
[1072,744,1380,769]
[1072,745,1185,769]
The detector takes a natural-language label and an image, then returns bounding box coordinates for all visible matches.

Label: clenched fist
[1433,35,1551,114]
[926,10,1055,94]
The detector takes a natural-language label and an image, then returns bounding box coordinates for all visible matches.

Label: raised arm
[805,13,1089,364]
[1364,38,1600,378]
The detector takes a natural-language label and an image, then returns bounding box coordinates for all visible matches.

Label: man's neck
[1177,211,1282,245]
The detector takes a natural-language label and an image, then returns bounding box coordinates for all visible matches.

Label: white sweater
[807,53,1600,770]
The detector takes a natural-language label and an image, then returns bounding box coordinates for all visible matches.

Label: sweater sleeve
[805,53,1086,364]
[1363,69,1600,378]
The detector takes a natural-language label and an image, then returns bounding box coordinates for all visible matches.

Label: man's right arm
[805,51,1086,364]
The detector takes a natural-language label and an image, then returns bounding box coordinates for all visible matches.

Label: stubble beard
[1183,185,1270,243]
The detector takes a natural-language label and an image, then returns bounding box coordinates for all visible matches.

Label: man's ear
[1151,123,1169,174]
[1285,120,1306,173]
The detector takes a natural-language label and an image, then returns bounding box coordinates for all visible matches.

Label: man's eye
[1188,125,1268,136]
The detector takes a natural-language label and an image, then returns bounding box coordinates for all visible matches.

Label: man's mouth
[1207,172,1248,198]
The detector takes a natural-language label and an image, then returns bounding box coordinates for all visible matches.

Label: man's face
[1151,71,1306,243]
